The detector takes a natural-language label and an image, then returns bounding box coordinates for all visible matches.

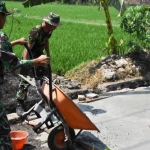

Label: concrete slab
[76,86,150,150]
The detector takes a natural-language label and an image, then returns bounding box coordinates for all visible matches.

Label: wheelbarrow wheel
[47,124,75,150]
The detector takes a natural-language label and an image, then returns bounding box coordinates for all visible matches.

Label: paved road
[9,86,150,150]
[76,87,150,150]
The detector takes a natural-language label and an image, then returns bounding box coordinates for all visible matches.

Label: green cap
[0,1,11,15]
[43,12,61,26]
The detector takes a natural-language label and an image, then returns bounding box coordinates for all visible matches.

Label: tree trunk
[101,0,117,54]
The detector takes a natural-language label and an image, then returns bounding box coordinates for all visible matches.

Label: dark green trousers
[0,106,12,150]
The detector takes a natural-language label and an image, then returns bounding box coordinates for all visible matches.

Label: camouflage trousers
[16,66,49,102]
[0,107,12,150]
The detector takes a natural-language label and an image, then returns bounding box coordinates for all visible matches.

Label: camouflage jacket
[0,32,34,114]
[29,24,52,58]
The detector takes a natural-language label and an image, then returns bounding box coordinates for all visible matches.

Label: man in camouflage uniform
[0,1,50,149]
[16,12,61,116]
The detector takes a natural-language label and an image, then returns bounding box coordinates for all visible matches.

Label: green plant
[99,0,126,54]
[105,34,126,55]
[120,5,150,51]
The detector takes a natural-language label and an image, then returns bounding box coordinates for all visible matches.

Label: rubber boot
[16,101,25,116]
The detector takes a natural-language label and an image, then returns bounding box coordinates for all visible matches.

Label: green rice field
[3,1,129,75]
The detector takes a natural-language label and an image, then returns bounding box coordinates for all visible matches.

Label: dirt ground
[1,73,96,150]
[10,123,101,150]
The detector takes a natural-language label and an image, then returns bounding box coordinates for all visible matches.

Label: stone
[78,95,86,101]
[85,93,99,99]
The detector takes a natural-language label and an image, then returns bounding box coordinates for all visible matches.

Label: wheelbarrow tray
[42,82,99,132]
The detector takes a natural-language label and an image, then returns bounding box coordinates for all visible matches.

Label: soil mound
[65,50,150,89]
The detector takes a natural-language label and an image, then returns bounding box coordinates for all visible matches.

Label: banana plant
[100,0,126,54]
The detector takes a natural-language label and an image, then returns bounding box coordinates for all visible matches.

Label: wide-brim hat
[43,12,61,26]
[0,1,11,15]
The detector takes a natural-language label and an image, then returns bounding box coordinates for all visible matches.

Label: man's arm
[1,50,49,75]
[32,55,49,66]
[0,31,49,74]
[11,38,27,47]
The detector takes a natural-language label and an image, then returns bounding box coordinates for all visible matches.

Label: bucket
[10,131,29,150]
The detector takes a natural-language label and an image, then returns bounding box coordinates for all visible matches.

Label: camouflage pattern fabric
[0,32,13,53]
[0,111,12,150]
[28,24,52,58]
[0,32,12,85]
[0,31,35,150]
[0,32,33,75]
[16,65,49,101]
[16,79,29,102]
[16,24,51,101]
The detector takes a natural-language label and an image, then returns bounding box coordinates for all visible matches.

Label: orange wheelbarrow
[21,44,100,150]
[21,76,99,150]
[43,80,99,149]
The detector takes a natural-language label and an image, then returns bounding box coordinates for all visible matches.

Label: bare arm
[11,38,27,47]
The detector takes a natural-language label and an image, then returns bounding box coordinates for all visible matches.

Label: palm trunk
[101,0,117,54]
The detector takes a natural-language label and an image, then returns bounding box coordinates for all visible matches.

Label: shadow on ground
[77,103,107,115]
[75,131,109,150]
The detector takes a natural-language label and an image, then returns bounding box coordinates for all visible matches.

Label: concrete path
[76,87,150,150]
[8,87,150,150]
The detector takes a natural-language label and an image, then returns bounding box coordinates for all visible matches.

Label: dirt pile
[65,50,150,90]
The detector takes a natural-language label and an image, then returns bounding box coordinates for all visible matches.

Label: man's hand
[33,55,50,66]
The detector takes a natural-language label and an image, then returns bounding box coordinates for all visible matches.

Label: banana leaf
[107,0,126,15]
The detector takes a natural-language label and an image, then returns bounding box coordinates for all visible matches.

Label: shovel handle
[24,44,53,107]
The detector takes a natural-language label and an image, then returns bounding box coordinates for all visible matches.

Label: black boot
[16,101,25,116]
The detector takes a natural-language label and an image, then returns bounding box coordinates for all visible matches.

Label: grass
[3,2,130,75]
